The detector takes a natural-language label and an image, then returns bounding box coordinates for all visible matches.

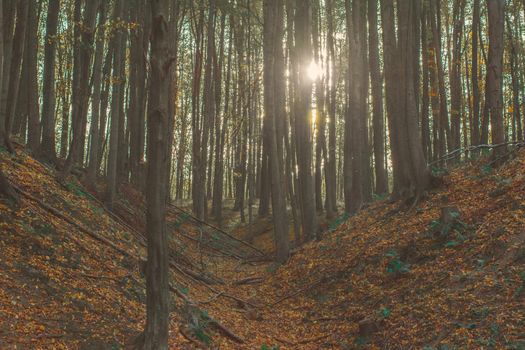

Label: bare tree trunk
[325,0,337,217]
[450,0,465,152]
[264,0,290,262]
[3,0,28,152]
[381,0,431,199]
[471,0,481,148]
[23,0,40,151]
[0,0,16,150]
[61,0,100,179]
[40,0,60,162]
[486,0,506,157]
[106,0,124,209]
[294,0,317,240]
[421,2,432,161]
[368,0,388,195]
[86,2,107,185]
[141,0,171,348]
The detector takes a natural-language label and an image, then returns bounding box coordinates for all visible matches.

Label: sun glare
[307,60,322,81]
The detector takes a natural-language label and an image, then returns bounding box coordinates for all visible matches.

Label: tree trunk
[106,0,124,209]
[141,0,171,348]
[486,0,506,157]
[368,0,388,195]
[86,2,108,185]
[39,0,60,162]
[3,0,28,152]
[294,0,317,240]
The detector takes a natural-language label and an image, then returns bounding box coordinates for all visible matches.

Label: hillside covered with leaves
[1,147,525,349]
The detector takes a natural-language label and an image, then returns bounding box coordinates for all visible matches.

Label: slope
[1,146,525,349]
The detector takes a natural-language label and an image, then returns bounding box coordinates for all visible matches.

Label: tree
[368,0,388,195]
[106,0,125,209]
[486,0,506,158]
[264,0,290,263]
[294,0,318,240]
[381,0,432,199]
[2,0,29,152]
[141,0,172,348]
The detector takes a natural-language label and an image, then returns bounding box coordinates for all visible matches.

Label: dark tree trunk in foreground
[381,0,431,199]
[294,0,317,240]
[141,0,172,348]
[264,0,290,263]
[486,0,506,158]
[40,0,60,162]
[22,0,40,151]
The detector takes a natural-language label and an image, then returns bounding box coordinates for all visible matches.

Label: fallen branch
[428,141,525,166]
[270,278,324,306]
[198,291,224,305]
[170,204,265,256]
[209,319,244,344]
[234,276,264,285]
[13,184,133,258]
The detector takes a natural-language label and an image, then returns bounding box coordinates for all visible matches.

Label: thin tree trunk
[486,0,506,157]
[106,0,124,209]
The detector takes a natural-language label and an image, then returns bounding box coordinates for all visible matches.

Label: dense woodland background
[0,0,523,347]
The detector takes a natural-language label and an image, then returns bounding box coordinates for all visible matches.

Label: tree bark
[106,0,124,208]
[142,0,172,347]
[486,0,506,157]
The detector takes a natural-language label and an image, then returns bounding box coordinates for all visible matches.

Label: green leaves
[385,250,410,274]
[261,344,279,350]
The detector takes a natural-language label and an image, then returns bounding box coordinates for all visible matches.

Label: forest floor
[1,146,525,349]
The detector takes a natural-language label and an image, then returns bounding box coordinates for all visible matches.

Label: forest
[0,0,524,348]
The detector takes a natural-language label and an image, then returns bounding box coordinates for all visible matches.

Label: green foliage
[514,271,525,298]
[372,193,388,201]
[428,214,469,248]
[188,307,212,345]
[65,182,95,200]
[261,344,280,350]
[385,250,410,274]
[431,166,449,177]
[481,164,493,176]
[172,212,190,229]
[380,307,391,318]
[328,212,349,232]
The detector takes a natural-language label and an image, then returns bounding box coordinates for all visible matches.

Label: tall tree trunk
[3,0,28,152]
[61,0,100,179]
[325,0,337,217]
[486,0,506,157]
[421,2,432,161]
[0,0,16,150]
[106,0,124,209]
[471,0,481,148]
[40,0,60,162]
[368,0,388,195]
[294,0,317,240]
[142,0,171,348]
[86,2,107,185]
[450,0,465,152]
[264,0,290,262]
[381,0,431,199]
[23,0,40,151]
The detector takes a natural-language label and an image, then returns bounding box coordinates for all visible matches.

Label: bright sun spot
[307,60,322,81]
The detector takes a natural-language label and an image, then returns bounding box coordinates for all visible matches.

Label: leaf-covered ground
[1,147,524,349]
